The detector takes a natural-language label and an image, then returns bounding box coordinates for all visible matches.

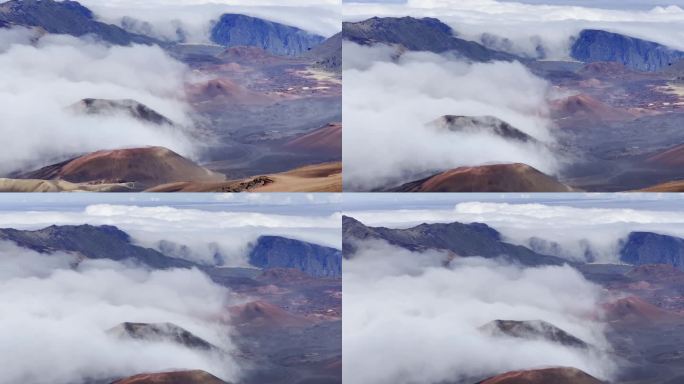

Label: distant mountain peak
[571,29,684,72]
[0,0,158,45]
[70,98,175,126]
[343,16,517,63]
[428,115,537,143]
[480,319,589,349]
[343,216,567,267]
[249,235,341,277]
[0,224,195,269]
[108,322,217,351]
[210,13,324,56]
[620,231,684,270]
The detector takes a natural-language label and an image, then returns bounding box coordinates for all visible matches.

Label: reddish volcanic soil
[394,163,575,192]
[638,180,684,192]
[478,367,604,384]
[218,46,290,66]
[112,370,227,384]
[187,78,273,105]
[228,300,313,329]
[603,296,680,324]
[551,93,635,122]
[578,62,636,79]
[646,144,684,168]
[21,147,225,186]
[284,123,342,156]
[627,264,684,283]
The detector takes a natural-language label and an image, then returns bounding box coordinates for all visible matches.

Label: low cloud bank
[343,240,615,384]
[0,241,241,384]
[343,43,561,190]
[81,0,341,42]
[0,204,341,267]
[343,0,684,58]
[347,201,684,263]
[0,28,198,175]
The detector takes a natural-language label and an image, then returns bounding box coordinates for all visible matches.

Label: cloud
[343,240,616,384]
[0,242,241,384]
[0,29,200,175]
[347,200,684,263]
[0,204,341,266]
[79,0,342,41]
[343,42,561,190]
[0,241,78,280]
[343,0,684,58]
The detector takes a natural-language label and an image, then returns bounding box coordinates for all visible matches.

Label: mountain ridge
[342,216,567,267]
[210,13,324,56]
[571,29,684,72]
[249,235,342,278]
[0,0,159,45]
[343,16,518,62]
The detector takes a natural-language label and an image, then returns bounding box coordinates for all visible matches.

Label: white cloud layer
[343,240,615,384]
[80,0,341,41]
[0,243,241,384]
[343,43,561,190]
[0,29,198,175]
[0,204,341,266]
[343,0,684,58]
[347,200,684,263]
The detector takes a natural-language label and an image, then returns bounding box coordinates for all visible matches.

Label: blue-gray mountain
[0,0,158,45]
[0,225,343,278]
[249,235,342,278]
[342,216,566,267]
[571,29,684,72]
[210,14,325,56]
[342,16,517,62]
[620,232,684,270]
[0,224,194,269]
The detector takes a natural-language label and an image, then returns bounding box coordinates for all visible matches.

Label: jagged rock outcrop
[571,29,684,72]
[108,322,217,351]
[480,320,589,349]
[249,235,342,278]
[620,232,684,270]
[210,14,324,56]
[71,99,174,126]
[428,115,536,143]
